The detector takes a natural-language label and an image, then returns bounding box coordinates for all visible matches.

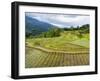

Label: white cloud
[26,13,90,28]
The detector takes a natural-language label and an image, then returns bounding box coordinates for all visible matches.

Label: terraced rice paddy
[25,46,89,68]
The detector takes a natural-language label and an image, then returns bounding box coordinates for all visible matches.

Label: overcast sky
[26,12,90,28]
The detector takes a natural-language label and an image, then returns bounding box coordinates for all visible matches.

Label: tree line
[26,24,89,38]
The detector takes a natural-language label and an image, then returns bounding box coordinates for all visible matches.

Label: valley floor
[25,34,90,68]
[25,47,89,68]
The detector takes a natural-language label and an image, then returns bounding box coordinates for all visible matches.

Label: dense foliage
[26,24,89,38]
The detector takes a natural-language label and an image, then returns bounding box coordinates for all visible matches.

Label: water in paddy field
[25,47,89,68]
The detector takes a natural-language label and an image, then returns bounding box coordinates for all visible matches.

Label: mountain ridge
[25,16,54,36]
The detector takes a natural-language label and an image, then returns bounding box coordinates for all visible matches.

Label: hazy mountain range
[25,16,55,35]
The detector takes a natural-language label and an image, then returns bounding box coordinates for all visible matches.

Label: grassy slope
[26,31,89,52]
[70,34,89,48]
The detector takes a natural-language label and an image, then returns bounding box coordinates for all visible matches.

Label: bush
[34,41,40,46]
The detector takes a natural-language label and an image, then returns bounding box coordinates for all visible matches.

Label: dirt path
[32,46,89,54]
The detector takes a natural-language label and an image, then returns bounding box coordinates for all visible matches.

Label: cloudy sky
[26,12,90,28]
